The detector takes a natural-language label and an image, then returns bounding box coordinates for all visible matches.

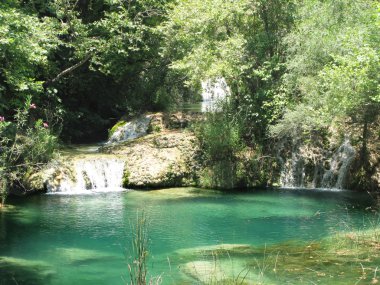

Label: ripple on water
[0,188,376,285]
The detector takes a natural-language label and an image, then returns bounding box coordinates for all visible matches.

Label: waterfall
[280,153,305,188]
[278,138,355,190]
[201,78,231,112]
[47,158,125,194]
[321,138,355,189]
[278,140,305,188]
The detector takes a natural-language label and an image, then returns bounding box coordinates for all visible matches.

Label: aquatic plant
[126,211,162,285]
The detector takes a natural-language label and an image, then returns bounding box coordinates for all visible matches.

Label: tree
[0,3,60,113]
[161,0,295,143]
[271,0,380,190]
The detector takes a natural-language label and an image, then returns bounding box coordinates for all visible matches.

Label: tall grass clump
[126,211,161,285]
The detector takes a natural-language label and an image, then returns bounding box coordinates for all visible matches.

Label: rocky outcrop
[101,131,200,188]
[107,112,202,144]
[25,113,202,193]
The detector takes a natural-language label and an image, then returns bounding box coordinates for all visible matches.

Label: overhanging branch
[46,53,92,86]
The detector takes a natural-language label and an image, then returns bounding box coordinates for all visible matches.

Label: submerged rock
[175,244,271,284]
[0,256,55,285]
[54,247,121,265]
[175,244,254,257]
[181,260,250,284]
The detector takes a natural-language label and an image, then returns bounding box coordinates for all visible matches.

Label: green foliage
[161,0,252,85]
[279,0,379,116]
[0,4,60,112]
[270,0,380,190]
[109,120,126,138]
[272,0,380,136]
[0,0,379,190]
[162,0,295,142]
[0,97,58,204]
[195,101,244,189]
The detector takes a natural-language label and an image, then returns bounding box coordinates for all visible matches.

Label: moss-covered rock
[108,120,127,137]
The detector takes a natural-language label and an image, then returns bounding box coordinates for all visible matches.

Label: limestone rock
[103,131,200,188]
[107,112,202,145]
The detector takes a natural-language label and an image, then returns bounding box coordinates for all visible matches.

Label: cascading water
[47,158,125,194]
[277,139,305,188]
[201,77,231,112]
[321,138,355,189]
[280,152,305,188]
[278,138,356,190]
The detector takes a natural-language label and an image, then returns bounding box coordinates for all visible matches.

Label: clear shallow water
[0,188,376,284]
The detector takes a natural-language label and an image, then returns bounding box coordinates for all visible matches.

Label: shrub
[194,101,243,189]
[0,97,58,206]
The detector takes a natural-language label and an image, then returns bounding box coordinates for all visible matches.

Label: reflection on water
[60,143,104,155]
[0,188,376,284]
[176,102,203,113]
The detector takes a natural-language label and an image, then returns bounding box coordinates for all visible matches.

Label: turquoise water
[0,188,376,284]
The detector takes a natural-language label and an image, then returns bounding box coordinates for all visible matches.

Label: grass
[125,211,162,285]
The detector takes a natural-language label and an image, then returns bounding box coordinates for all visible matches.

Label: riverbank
[11,111,377,195]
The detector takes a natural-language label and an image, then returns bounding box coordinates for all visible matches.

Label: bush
[194,101,243,189]
[0,97,58,205]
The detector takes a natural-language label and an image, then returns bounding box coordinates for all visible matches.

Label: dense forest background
[0,0,379,195]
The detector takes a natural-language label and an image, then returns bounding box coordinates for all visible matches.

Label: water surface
[0,188,376,284]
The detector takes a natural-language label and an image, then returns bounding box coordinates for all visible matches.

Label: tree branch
[46,53,92,86]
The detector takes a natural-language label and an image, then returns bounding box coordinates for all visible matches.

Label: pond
[0,188,378,284]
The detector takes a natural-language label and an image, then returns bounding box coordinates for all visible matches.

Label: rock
[175,244,254,257]
[107,112,202,145]
[26,130,200,192]
[0,256,55,285]
[176,244,273,284]
[54,247,121,265]
[25,111,203,192]
[135,187,220,199]
[181,260,252,284]
[108,114,152,144]
[147,112,165,133]
[103,131,200,188]
[22,172,46,192]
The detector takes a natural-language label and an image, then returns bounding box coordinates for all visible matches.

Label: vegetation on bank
[0,0,379,196]
[0,97,58,206]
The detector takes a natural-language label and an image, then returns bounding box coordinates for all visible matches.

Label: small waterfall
[47,159,125,194]
[321,138,355,189]
[278,138,355,190]
[278,141,305,188]
[201,78,231,112]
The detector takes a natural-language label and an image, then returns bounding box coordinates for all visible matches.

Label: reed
[126,211,162,285]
